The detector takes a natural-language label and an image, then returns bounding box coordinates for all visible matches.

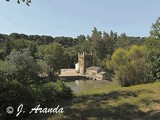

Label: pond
[65,80,110,94]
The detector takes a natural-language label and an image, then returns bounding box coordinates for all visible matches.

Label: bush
[107,45,153,87]
[115,59,151,86]
[0,79,73,119]
[36,80,73,106]
[0,80,35,119]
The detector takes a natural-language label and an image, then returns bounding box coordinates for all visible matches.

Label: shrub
[107,45,152,87]
[0,80,35,119]
[36,80,73,106]
[0,79,73,119]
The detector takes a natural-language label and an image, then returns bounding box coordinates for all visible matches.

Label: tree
[4,39,13,55]
[91,27,102,51]
[13,39,30,50]
[107,45,152,86]
[146,17,160,80]
[44,43,67,80]
[107,48,127,71]
[81,40,92,53]
[116,33,131,48]
[37,45,47,60]
[6,0,31,6]
[145,38,160,80]
[0,50,5,60]
[0,60,16,81]
[77,34,86,44]
[91,27,102,65]
[7,49,40,83]
[28,42,37,59]
[40,35,54,44]
[52,37,77,48]
[103,31,117,56]
[150,17,160,40]
[66,45,81,68]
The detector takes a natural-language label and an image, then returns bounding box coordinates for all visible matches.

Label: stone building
[76,52,107,80]
[86,66,107,80]
[78,52,93,74]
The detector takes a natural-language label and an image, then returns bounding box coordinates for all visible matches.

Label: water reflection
[75,80,80,86]
[65,80,108,93]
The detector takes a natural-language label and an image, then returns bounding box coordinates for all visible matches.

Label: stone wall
[78,52,93,74]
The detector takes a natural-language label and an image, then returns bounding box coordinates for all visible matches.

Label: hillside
[29,81,160,120]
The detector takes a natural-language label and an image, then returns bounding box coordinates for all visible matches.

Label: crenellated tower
[78,52,93,74]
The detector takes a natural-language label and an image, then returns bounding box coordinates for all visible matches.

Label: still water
[65,80,109,93]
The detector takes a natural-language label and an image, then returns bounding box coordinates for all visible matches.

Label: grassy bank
[31,81,160,120]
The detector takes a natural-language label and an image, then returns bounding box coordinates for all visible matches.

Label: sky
[0,0,160,38]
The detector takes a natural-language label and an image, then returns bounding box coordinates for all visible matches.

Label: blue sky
[0,0,160,37]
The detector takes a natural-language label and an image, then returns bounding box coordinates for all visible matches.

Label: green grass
[30,81,160,120]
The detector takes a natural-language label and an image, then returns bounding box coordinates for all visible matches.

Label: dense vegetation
[0,17,160,119]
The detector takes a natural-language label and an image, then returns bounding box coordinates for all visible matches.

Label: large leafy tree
[107,45,152,87]
[44,43,69,80]
[91,27,102,65]
[145,17,160,80]
[103,31,117,57]
[150,17,160,40]
[116,33,131,48]
[7,49,40,83]
[91,27,102,52]
[145,38,160,80]
[77,34,86,44]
